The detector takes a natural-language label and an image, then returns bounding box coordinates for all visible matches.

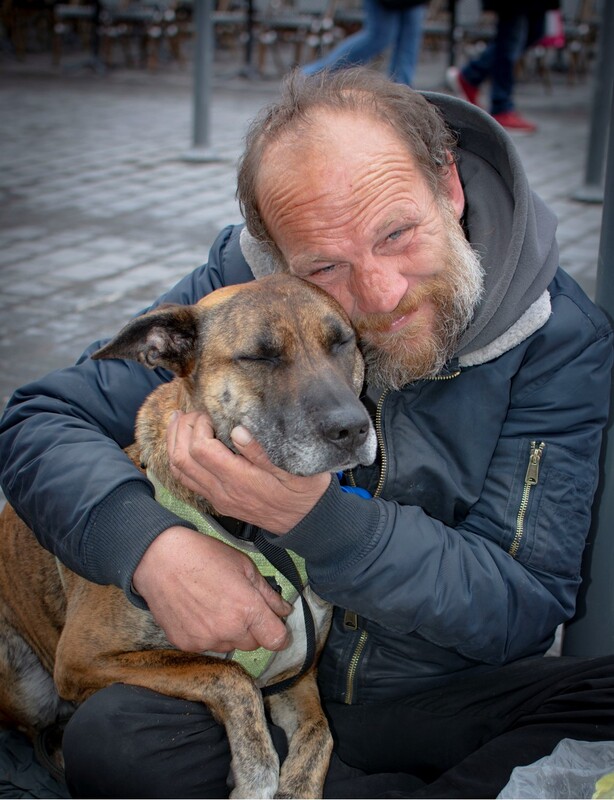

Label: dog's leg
[265,670,333,799]
[54,643,280,799]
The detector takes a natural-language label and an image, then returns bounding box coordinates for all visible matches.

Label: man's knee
[63,683,231,798]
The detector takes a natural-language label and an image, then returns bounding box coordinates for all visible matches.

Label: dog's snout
[321,407,370,449]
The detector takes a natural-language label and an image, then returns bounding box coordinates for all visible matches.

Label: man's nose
[351,262,408,315]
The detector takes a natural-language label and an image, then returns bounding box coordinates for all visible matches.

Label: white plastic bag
[497,739,614,799]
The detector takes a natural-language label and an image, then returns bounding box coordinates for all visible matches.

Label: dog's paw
[228,758,279,799]
[230,782,278,800]
[275,779,324,799]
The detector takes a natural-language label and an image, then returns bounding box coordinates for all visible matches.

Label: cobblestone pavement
[0,45,605,416]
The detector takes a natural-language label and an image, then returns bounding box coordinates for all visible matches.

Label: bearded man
[2,68,614,798]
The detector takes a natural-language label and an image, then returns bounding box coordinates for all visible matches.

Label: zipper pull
[525,441,545,485]
[344,610,358,630]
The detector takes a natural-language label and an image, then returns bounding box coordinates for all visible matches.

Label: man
[1,68,613,798]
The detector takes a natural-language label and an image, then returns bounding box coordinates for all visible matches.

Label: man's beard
[355,202,484,390]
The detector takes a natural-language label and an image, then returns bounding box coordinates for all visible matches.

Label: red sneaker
[491,110,537,133]
[446,66,479,105]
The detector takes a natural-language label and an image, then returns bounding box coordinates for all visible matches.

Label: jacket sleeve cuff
[273,477,385,580]
[83,480,197,609]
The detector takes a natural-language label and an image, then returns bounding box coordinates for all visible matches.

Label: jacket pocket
[509,441,545,558]
[507,440,596,578]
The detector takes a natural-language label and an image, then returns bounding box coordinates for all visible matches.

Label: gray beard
[362,212,484,390]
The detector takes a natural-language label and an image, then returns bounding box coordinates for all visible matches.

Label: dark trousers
[62,655,614,799]
[462,12,547,115]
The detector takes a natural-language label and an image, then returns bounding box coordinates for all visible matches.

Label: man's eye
[314,264,337,275]
[388,229,405,242]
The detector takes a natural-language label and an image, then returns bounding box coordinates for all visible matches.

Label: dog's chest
[256,587,330,688]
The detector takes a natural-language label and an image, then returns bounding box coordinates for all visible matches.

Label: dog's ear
[92,304,199,377]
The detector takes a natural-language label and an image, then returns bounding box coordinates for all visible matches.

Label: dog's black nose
[320,407,370,449]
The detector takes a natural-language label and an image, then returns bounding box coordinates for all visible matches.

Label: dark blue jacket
[1,95,611,703]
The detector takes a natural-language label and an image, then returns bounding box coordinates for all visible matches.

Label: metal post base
[181,146,221,163]
[573,184,605,204]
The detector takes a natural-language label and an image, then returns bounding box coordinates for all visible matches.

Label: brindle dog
[0,274,377,799]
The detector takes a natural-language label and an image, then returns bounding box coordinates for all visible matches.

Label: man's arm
[284,297,614,662]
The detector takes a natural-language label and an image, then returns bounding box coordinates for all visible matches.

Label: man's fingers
[167,410,199,465]
[166,410,181,459]
[231,425,283,475]
[247,569,292,651]
[256,570,293,616]
[248,605,290,652]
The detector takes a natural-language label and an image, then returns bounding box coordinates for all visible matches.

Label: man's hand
[133,525,293,653]
[166,411,331,534]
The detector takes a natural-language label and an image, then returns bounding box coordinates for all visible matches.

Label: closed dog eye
[329,334,355,354]
[234,352,283,366]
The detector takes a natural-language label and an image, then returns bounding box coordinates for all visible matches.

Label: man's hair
[236,67,458,262]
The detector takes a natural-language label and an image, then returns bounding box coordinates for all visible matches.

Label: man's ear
[446,158,465,219]
[92,304,199,377]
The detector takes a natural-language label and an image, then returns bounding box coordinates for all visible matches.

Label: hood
[240,91,560,368]
[423,92,559,364]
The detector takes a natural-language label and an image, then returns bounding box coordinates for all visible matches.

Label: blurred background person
[446,0,561,133]
[302,0,428,86]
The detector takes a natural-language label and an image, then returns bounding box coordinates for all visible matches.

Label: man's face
[257,110,483,388]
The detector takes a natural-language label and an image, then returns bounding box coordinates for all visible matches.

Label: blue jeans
[461,11,546,115]
[302,0,427,87]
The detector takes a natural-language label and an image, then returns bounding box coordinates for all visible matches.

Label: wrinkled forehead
[255,109,424,234]
[258,107,414,183]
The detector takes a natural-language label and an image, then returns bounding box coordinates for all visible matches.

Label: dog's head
[93,274,376,477]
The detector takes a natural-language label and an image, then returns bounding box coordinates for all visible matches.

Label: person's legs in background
[489,11,545,131]
[489,12,528,114]
[388,2,427,86]
[447,11,541,132]
[445,22,497,107]
[302,0,396,76]
[453,41,495,103]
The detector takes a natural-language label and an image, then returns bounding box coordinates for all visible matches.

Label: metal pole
[183,0,219,161]
[243,0,255,74]
[448,0,457,68]
[563,85,614,657]
[239,0,258,79]
[573,0,614,203]
[245,0,253,67]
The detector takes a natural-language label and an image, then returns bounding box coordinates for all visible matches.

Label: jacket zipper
[343,392,389,703]
[372,389,390,499]
[509,441,545,557]
[343,611,368,704]
[343,375,461,703]
[347,388,390,499]
[347,372,459,497]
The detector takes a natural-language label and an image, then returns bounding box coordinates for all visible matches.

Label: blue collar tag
[337,472,372,499]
